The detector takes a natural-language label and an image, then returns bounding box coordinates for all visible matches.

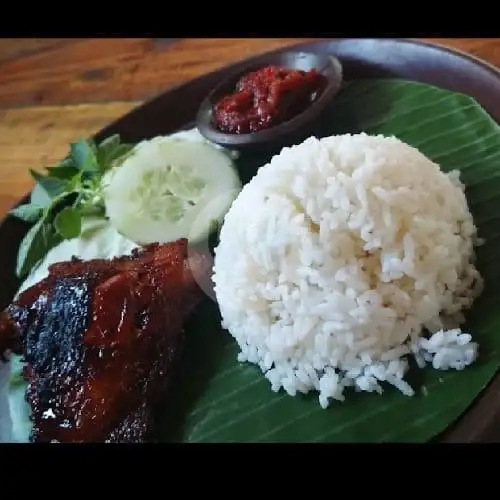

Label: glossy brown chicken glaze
[0,239,210,442]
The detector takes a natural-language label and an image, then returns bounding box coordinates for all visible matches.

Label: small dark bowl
[196,51,343,153]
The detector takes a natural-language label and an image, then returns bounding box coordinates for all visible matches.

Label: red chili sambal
[212,65,328,135]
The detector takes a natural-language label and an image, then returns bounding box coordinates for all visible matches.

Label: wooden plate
[2,38,500,443]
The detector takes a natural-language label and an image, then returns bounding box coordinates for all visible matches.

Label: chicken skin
[0,239,210,443]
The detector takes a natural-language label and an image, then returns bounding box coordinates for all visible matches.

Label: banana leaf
[6,78,500,443]
[159,79,500,443]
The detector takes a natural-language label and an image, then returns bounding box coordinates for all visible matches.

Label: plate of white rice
[213,132,483,409]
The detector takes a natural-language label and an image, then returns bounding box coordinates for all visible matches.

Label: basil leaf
[41,222,63,257]
[30,183,52,208]
[47,165,80,180]
[9,204,44,223]
[79,203,106,217]
[15,218,58,279]
[70,140,100,173]
[15,134,133,279]
[110,144,134,163]
[15,191,78,278]
[30,169,68,199]
[98,136,134,171]
[65,172,84,193]
[97,134,120,157]
[45,156,74,171]
[54,206,82,240]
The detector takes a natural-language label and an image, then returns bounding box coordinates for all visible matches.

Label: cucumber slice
[102,137,242,245]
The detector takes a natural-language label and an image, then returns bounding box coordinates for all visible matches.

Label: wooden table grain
[1,37,499,218]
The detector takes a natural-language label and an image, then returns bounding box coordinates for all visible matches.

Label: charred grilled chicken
[0,239,210,443]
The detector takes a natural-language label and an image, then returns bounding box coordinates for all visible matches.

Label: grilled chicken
[0,239,211,443]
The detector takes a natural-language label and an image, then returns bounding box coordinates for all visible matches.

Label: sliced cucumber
[102,137,241,245]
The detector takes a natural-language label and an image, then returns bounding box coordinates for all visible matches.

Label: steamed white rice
[212,133,483,408]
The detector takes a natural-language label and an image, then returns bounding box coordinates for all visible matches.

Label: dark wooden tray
[2,38,500,442]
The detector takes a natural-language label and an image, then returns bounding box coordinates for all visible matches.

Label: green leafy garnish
[9,204,44,223]
[11,134,135,279]
[29,183,52,208]
[54,207,82,239]
[29,169,68,198]
[70,140,100,173]
[15,217,61,279]
[47,165,80,180]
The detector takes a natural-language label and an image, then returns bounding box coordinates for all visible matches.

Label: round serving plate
[2,38,500,443]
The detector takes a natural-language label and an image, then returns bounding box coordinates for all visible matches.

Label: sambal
[212,65,328,135]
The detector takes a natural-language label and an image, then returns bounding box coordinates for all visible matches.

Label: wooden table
[1,37,499,218]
